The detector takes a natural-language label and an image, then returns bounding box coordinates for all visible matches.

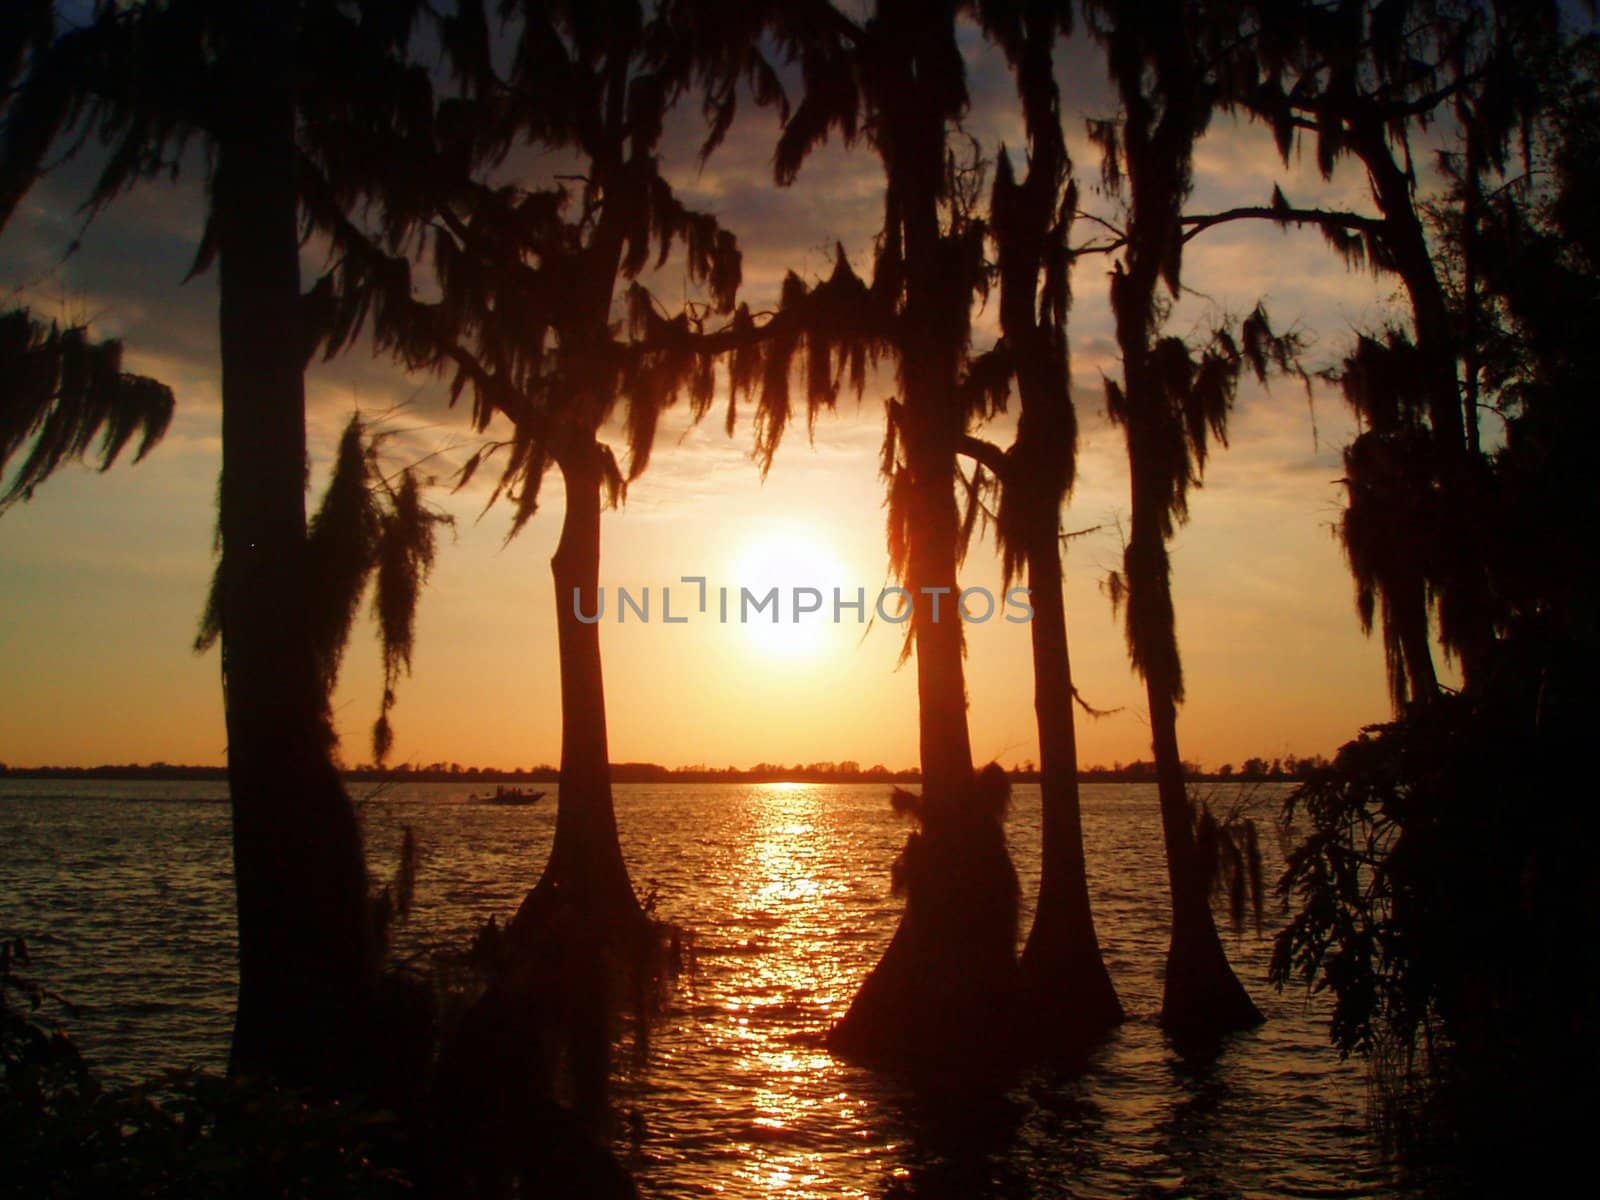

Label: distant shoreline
[0,760,1319,785]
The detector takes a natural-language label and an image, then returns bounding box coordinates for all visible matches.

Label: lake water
[0,780,1397,1197]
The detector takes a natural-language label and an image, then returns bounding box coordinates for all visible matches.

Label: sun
[730,527,847,658]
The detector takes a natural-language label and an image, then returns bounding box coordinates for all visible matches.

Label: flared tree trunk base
[1159,917,1264,1046]
[828,776,1024,1087]
[496,776,685,1118]
[506,792,657,978]
[509,863,652,955]
[828,928,1024,1088]
[444,834,665,1169]
[1146,681,1263,1047]
[1019,924,1125,1060]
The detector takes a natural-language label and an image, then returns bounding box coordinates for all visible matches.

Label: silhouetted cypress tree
[0,0,489,1088]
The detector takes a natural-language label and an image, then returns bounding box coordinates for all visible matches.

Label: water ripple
[0,779,1400,1197]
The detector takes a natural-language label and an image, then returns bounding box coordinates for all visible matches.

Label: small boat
[471,785,546,806]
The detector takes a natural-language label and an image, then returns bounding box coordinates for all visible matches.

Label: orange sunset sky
[0,27,1450,772]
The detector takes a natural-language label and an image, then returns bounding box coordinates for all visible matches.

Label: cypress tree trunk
[1018,522,1125,1047]
[828,62,1022,1070]
[830,364,1023,1075]
[986,7,1122,1049]
[905,437,976,791]
[1092,0,1260,1047]
[1397,570,1440,704]
[215,2,373,1087]
[1124,501,1260,1039]
[461,443,638,1163]
[1148,681,1260,1038]
[513,439,642,939]
[896,66,979,802]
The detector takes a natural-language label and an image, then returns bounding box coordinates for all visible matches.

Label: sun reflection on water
[0,781,1397,1198]
[712,784,879,1196]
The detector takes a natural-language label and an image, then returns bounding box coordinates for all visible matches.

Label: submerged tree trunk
[1124,495,1261,1040]
[828,83,1022,1069]
[487,439,647,1133]
[216,4,373,1087]
[830,401,1024,1075]
[1019,522,1125,1048]
[1098,0,1262,1031]
[1148,682,1260,1038]
[512,440,643,940]
[978,5,1123,1050]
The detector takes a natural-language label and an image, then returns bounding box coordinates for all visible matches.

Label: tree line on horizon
[0,755,1330,783]
[3,0,1596,1193]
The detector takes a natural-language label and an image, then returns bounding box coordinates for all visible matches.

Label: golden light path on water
[0,778,1401,1198]
[725,784,854,1194]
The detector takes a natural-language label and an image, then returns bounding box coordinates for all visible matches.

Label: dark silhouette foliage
[0,307,173,512]
[1274,31,1600,1189]
[2,936,417,1198]
[1273,679,1598,1191]
[194,415,450,763]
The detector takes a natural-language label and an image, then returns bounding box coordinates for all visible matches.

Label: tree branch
[1181,205,1383,243]
[957,434,1009,479]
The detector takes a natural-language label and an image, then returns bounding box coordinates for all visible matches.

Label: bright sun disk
[730,529,846,659]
